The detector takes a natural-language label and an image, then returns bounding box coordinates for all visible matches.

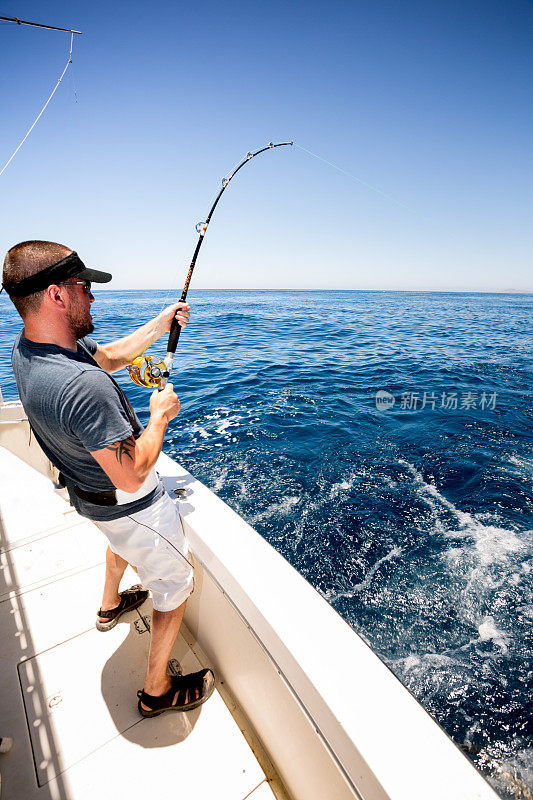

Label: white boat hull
[0,399,499,799]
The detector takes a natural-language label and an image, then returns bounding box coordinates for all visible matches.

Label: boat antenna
[0,17,82,177]
[127,141,293,391]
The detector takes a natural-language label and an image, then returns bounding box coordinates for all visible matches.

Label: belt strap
[73,485,117,506]
[60,469,159,508]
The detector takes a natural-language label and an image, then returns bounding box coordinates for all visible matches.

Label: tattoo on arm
[105,437,135,465]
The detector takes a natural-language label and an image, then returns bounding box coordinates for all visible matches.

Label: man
[2,240,214,717]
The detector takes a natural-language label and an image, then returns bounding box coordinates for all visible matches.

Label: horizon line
[92,286,533,295]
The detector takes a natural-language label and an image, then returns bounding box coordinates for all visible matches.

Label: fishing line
[157,182,221,317]
[129,142,293,391]
[157,139,414,320]
[294,142,416,214]
[142,138,414,387]
[157,154,249,317]
[0,27,79,177]
[160,142,293,384]
[68,53,80,105]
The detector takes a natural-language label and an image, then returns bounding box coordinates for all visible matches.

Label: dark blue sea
[1,288,532,796]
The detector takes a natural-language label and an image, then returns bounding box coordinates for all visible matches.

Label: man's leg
[141,601,186,705]
[139,600,208,711]
[98,546,128,623]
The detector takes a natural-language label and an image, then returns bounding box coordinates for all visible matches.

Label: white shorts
[94,492,194,612]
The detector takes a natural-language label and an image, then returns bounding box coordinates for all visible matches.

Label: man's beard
[66,304,94,339]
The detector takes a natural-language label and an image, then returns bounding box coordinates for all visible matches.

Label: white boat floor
[0,446,276,800]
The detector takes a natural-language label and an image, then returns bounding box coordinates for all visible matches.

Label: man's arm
[89,383,180,492]
[92,302,190,373]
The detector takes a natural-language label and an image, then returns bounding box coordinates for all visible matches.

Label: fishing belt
[58,472,117,506]
[72,485,118,506]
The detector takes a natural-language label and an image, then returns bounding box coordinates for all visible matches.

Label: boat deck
[0,445,276,800]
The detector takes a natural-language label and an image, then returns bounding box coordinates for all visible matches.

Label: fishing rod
[128,141,293,391]
[0,16,82,34]
[0,16,81,178]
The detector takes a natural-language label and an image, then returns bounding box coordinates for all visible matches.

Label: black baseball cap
[1,252,112,297]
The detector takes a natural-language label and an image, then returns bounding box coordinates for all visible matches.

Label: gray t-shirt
[11,330,164,521]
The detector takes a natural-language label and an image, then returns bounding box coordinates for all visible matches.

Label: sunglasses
[59,279,92,294]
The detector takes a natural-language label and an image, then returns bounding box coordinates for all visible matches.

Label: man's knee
[106,547,129,570]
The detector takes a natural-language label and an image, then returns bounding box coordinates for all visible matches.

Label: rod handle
[167,317,182,354]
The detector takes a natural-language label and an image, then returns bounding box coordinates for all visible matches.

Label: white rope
[0,32,74,177]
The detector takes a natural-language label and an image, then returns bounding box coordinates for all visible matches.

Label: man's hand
[149,383,181,423]
[157,302,190,336]
[94,302,191,374]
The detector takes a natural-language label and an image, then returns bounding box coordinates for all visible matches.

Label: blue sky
[1,0,532,291]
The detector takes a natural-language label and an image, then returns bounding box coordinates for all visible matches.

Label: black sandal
[96,585,149,631]
[137,668,215,717]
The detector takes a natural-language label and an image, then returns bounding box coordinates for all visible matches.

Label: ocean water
[1,288,532,796]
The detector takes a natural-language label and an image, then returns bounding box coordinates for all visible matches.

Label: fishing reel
[127,355,167,389]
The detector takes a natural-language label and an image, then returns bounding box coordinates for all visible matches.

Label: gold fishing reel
[127,355,167,388]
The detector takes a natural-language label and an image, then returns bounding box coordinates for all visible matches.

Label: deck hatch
[18,621,151,786]
[17,609,268,799]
